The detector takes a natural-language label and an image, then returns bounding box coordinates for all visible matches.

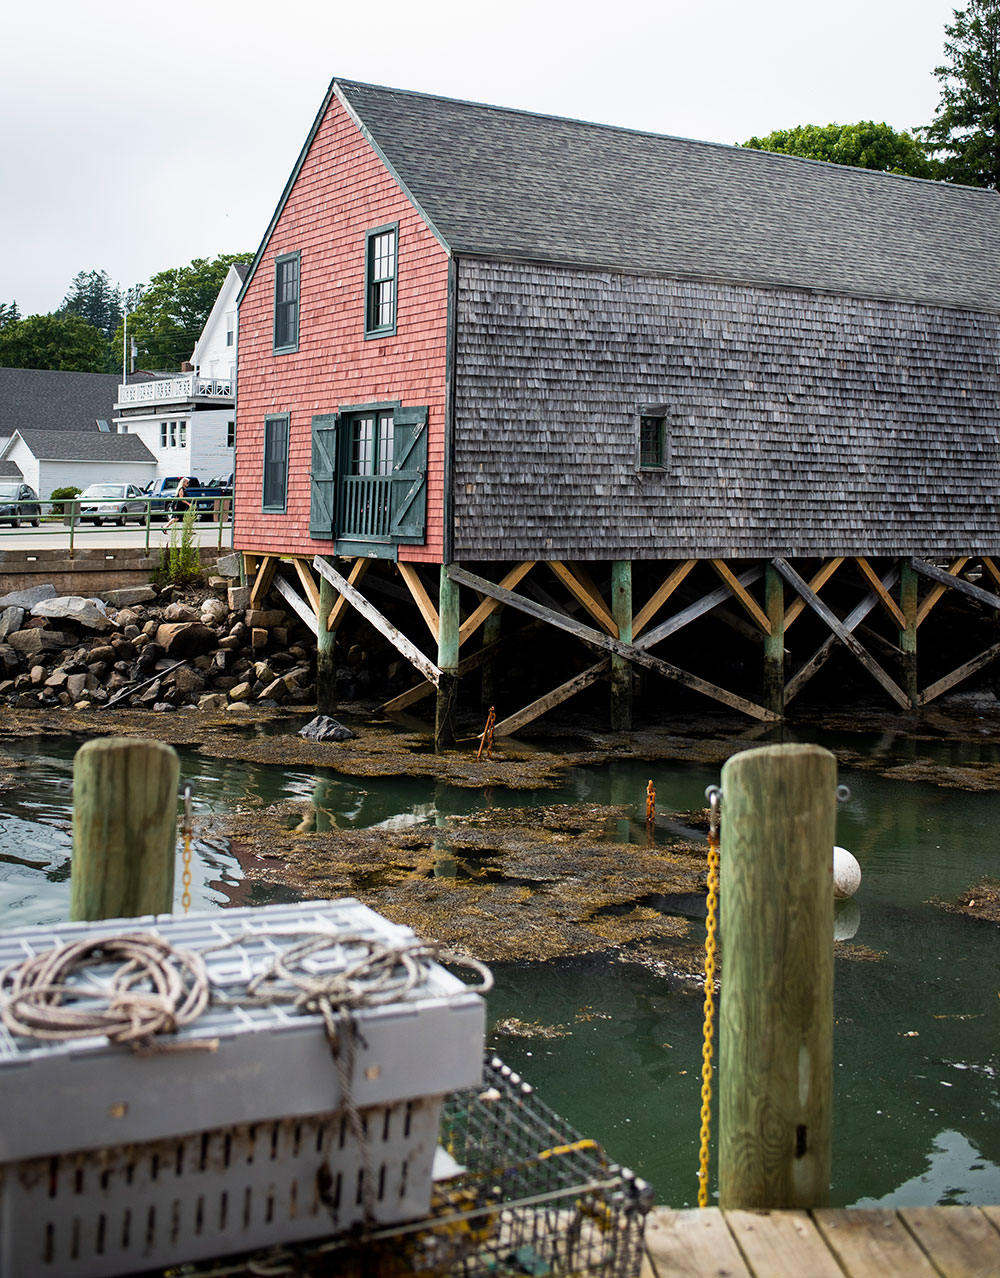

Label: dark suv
[0,482,41,527]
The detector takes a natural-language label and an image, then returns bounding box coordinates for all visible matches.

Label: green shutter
[309,413,339,538]
[390,406,428,542]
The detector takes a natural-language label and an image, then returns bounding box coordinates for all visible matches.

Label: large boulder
[0,607,25,642]
[32,597,113,632]
[0,585,57,610]
[8,629,76,656]
[155,622,219,657]
[101,587,156,608]
[299,715,357,742]
[162,603,201,623]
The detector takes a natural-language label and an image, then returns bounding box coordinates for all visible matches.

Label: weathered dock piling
[70,737,179,921]
[718,743,836,1209]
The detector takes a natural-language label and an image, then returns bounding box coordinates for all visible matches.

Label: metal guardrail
[0,498,235,553]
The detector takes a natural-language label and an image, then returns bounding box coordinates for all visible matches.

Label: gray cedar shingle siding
[452,259,1000,561]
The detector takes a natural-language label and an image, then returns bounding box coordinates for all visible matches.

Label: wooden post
[481,610,502,708]
[900,558,918,708]
[317,573,338,716]
[719,743,835,1210]
[70,738,180,921]
[763,562,785,716]
[610,560,633,731]
[436,564,460,750]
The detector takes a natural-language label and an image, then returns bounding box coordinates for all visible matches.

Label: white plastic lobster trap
[0,899,486,1277]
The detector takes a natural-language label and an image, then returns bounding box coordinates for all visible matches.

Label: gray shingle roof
[0,367,128,437]
[9,429,155,463]
[332,79,1000,315]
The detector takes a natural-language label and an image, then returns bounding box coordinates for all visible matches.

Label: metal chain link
[697,786,721,1208]
[181,783,193,914]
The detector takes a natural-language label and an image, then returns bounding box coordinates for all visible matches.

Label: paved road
[0,523,237,553]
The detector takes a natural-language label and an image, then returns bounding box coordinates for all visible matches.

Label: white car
[78,483,148,526]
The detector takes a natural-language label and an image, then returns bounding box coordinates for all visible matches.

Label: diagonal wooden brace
[774,558,910,709]
[313,555,442,687]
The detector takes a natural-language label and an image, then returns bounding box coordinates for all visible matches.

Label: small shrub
[153,502,204,587]
[48,485,81,516]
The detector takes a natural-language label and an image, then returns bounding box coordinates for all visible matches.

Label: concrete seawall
[0,548,228,597]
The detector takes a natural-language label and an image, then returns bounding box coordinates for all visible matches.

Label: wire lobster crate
[329,1054,654,1278]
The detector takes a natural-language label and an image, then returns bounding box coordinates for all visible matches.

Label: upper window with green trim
[262,413,290,511]
[365,225,397,337]
[273,252,300,353]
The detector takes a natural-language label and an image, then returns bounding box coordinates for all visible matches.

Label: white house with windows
[113,263,247,482]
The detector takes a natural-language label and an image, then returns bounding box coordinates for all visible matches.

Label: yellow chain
[697,789,721,1207]
[181,783,193,914]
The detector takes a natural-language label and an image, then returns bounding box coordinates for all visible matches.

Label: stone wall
[0,548,229,597]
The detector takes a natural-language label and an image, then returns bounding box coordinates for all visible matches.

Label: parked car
[207,472,234,493]
[78,482,148,526]
[0,482,41,527]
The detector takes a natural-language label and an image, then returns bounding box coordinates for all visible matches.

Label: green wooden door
[390,406,428,543]
[309,413,339,538]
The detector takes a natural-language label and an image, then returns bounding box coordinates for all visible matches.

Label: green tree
[0,301,21,329]
[58,269,124,340]
[113,253,251,371]
[921,0,1000,188]
[0,312,110,372]
[742,121,939,177]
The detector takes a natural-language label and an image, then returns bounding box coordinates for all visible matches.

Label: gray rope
[0,933,210,1050]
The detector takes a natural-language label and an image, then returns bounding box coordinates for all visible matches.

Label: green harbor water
[1,726,998,1209]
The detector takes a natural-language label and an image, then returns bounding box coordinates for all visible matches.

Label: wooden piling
[316,573,338,716]
[70,737,180,921]
[900,558,918,707]
[718,743,835,1210]
[481,610,502,708]
[763,563,785,716]
[610,560,633,730]
[435,564,460,750]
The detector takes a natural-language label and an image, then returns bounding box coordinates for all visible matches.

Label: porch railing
[338,474,393,540]
[116,375,234,406]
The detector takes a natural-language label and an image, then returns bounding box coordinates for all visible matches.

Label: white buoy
[833,845,861,899]
[834,898,861,940]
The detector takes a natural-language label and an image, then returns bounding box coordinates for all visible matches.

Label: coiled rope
[0,933,210,1050]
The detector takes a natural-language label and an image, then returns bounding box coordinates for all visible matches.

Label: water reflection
[0,730,998,1208]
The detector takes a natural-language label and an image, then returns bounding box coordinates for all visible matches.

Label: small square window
[227,420,235,449]
[639,415,666,468]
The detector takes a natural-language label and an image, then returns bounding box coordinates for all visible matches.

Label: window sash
[349,411,394,475]
[639,416,665,468]
[263,415,290,510]
[365,228,397,334]
[273,254,300,351]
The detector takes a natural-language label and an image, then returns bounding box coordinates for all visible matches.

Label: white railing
[116,375,234,406]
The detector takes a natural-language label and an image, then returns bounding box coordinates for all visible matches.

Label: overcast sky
[2,0,959,318]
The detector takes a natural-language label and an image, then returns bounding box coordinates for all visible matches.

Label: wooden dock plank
[642,1207,752,1278]
[718,1210,845,1278]
[899,1205,1000,1277]
[812,1207,939,1276]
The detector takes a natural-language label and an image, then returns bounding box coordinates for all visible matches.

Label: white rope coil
[204,930,493,1015]
[0,933,210,1048]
